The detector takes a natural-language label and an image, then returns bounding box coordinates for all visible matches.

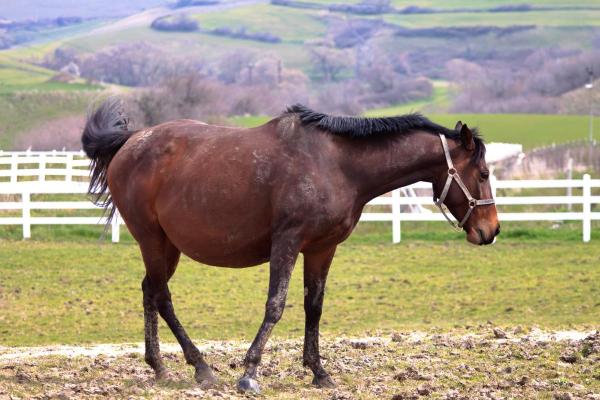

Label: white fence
[0,181,121,242]
[361,175,598,243]
[0,149,89,183]
[0,151,598,243]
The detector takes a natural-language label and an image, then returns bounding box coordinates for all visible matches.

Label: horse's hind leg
[142,276,168,379]
[303,246,336,388]
[140,232,216,385]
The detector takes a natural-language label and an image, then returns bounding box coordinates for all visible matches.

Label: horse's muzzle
[467,224,500,245]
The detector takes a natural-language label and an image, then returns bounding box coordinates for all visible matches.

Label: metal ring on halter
[433,133,495,230]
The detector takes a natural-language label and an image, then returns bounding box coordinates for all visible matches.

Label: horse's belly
[159,209,272,268]
[184,236,270,268]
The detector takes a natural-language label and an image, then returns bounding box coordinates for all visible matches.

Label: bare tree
[217,50,257,84]
[305,40,354,81]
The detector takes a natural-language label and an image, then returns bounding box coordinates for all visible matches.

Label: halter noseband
[433,133,495,231]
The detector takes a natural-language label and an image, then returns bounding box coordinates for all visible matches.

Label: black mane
[284,104,485,161]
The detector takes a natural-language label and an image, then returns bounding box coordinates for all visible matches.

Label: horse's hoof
[155,368,173,381]
[195,366,217,387]
[237,376,261,394]
[312,374,336,388]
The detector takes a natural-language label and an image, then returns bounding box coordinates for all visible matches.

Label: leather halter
[433,133,495,231]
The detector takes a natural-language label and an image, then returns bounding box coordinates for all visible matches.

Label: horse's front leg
[303,246,336,388]
[237,236,300,394]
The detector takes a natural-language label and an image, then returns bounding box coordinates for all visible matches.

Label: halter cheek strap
[433,133,495,231]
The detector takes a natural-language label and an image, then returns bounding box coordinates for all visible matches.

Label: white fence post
[567,158,573,211]
[39,153,46,182]
[22,190,31,239]
[10,154,17,183]
[65,153,74,182]
[111,210,120,243]
[583,174,591,243]
[392,189,401,243]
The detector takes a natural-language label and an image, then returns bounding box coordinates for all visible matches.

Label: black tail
[81,97,133,225]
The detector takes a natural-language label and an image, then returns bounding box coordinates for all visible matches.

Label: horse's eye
[481,170,490,180]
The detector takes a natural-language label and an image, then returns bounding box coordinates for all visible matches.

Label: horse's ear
[454,121,463,131]
[460,124,475,151]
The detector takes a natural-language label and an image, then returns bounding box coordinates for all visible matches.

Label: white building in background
[484,143,523,164]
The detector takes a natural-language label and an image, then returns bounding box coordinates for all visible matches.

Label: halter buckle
[468,199,477,208]
[448,167,457,176]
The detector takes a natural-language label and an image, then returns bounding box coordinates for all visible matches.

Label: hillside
[0,0,599,150]
[5,0,599,80]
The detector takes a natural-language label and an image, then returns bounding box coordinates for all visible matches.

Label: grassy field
[0,48,101,94]
[192,1,600,33]
[0,225,598,347]
[193,4,327,43]
[383,9,600,28]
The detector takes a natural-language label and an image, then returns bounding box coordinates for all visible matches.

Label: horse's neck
[337,131,444,204]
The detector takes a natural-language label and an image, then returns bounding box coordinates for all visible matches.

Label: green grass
[193,4,327,43]
[364,80,451,115]
[228,114,271,128]
[67,25,311,71]
[383,10,600,28]
[428,114,599,149]
[365,106,600,150]
[0,50,100,94]
[0,225,598,346]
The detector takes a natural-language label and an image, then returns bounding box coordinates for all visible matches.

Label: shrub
[151,15,199,32]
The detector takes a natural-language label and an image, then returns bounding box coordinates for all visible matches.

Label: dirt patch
[0,329,598,399]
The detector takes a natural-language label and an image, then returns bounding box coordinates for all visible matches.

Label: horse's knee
[265,301,285,324]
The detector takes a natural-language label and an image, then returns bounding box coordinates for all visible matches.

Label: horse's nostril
[495,225,501,236]
[477,228,485,244]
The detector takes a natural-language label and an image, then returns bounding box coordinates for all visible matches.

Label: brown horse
[81,99,499,393]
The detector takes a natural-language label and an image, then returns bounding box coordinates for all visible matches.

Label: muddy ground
[0,328,598,399]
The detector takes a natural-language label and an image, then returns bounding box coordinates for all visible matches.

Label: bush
[329,0,393,15]
[210,26,281,43]
[151,15,199,32]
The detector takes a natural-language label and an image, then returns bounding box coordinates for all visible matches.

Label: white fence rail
[0,151,598,243]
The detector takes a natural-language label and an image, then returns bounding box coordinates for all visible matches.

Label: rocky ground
[0,328,598,399]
